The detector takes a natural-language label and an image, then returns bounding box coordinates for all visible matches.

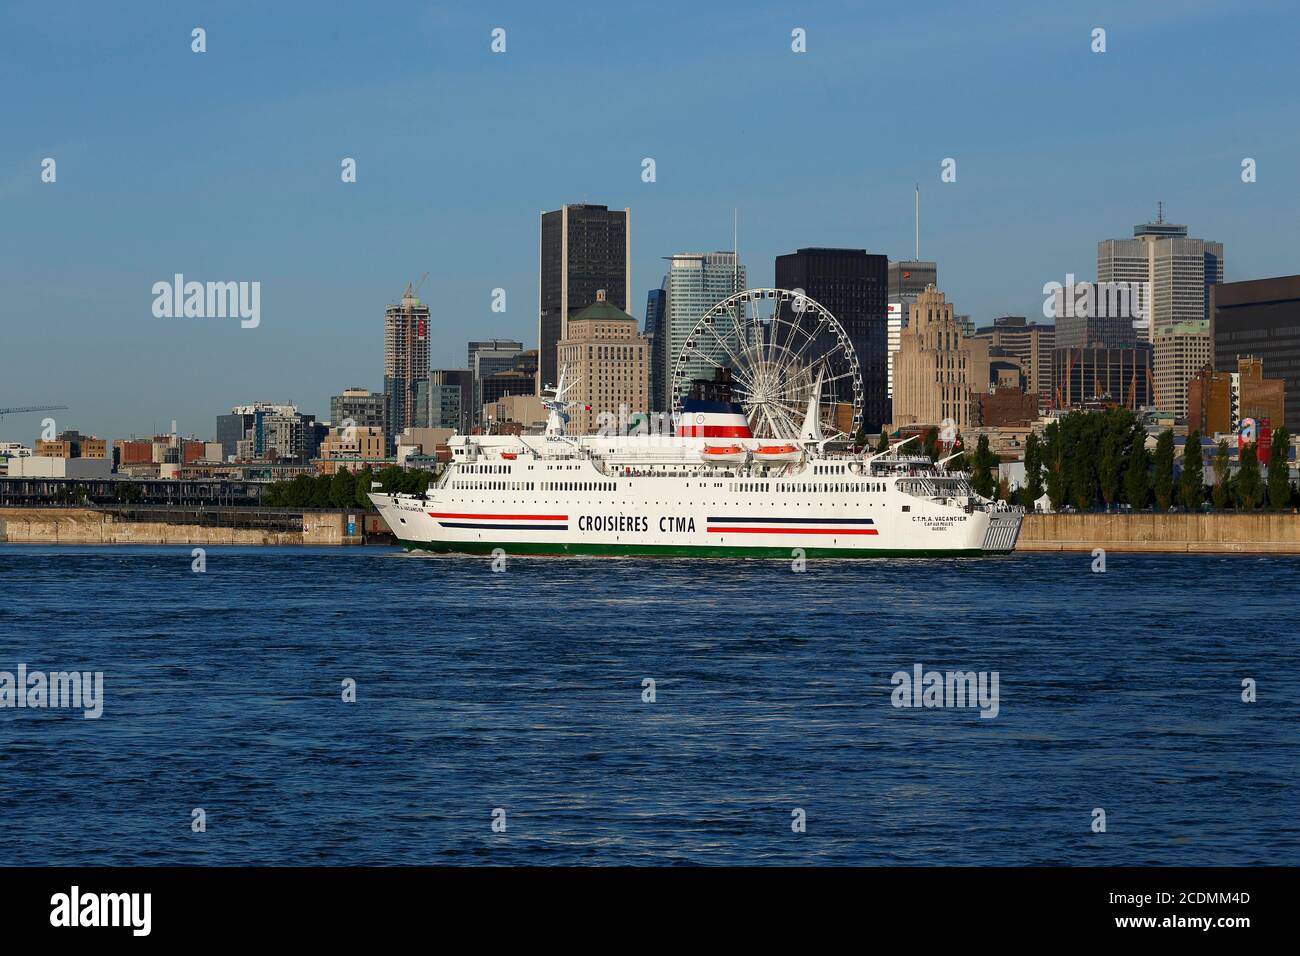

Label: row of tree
[1020,409,1293,511]
[881,411,1294,511]
[260,466,432,509]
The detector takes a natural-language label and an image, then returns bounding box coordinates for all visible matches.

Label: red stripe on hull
[707,527,879,535]
[428,512,567,521]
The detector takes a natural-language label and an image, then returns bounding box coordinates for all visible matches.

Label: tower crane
[0,404,67,421]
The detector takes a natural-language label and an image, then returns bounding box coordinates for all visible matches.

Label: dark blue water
[1,545,1296,865]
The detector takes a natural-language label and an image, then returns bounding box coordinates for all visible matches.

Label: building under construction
[1051,344,1153,410]
[383,279,431,452]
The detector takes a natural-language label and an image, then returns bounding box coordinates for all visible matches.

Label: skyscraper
[776,248,889,430]
[1212,275,1300,431]
[888,260,937,298]
[1097,208,1224,343]
[538,204,630,395]
[468,339,524,427]
[1153,321,1211,418]
[892,285,990,431]
[383,284,430,451]
[974,316,1055,403]
[557,290,649,436]
[644,287,666,413]
[660,252,746,412]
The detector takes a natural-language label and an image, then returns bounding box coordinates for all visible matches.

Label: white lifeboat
[753,443,801,463]
[700,444,747,464]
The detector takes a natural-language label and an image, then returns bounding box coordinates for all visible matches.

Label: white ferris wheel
[669,288,863,441]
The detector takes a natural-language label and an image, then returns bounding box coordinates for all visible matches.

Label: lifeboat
[753,443,801,463]
[500,451,518,460]
[700,444,747,464]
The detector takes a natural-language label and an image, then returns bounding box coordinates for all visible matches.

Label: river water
[1,545,1295,865]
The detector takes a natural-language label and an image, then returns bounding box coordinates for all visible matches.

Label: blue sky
[2,0,1297,441]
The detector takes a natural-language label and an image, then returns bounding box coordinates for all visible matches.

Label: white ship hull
[371,434,1022,559]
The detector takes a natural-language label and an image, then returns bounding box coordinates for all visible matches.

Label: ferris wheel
[669,288,863,440]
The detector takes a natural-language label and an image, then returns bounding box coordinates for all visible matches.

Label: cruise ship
[370,381,1023,558]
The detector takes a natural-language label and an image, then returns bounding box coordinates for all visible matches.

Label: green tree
[853,424,867,450]
[330,468,356,509]
[353,466,375,507]
[1152,430,1175,510]
[1211,440,1230,510]
[1180,429,1204,511]
[1020,433,1043,508]
[1267,427,1291,509]
[286,474,314,508]
[947,432,968,471]
[971,434,996,498]
[1098,425,1125,508]
[1042,421,1067,510]
[1123,436,1150,510]
[922,427,939,462]
[310,474,333,508]
[1236,442,1262,510]
[874,432,889,455]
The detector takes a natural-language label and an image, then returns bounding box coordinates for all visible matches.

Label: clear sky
[2,0,1297,442]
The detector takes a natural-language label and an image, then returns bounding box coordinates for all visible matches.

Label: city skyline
[4,0,1299,441]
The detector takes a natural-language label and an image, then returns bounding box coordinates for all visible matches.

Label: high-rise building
[383,284,431,450]
[1211,275,1300,432]
[557,290,649,436]
[423,369,473,433]
[660,252,746,413]
[538,203,630,395]
[330,387,385,431]
[887,261,938,402]
[1153,321,1211,418]
[776,248,889,430]
[891,285,990,431]
[974,316,1056,404]
[217,403,312,460]
[1051,346,1153,410]
[888,260,937,299]
[644,287,667,412]
[468,339,524,427]
[1188,357,1286,436]
[1051,282,1142,349]
[1097,209,1224,343]
[481,350,537,409]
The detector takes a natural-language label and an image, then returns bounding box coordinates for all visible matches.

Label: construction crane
[0,404,67,421]
[402,272,430,305]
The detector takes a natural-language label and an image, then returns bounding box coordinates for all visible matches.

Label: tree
[922,427,939,463]
[1043,421,1067,511]
[1180,429,1204,511]
[1152,430,1175,510]
[1236,442,1262,510]
[354,466,375,508]
[1267,426,1291,509]
[874,432,889,455]
[947,432,968,472]
[853,424,867,450]
[1020,433,1044,508]
[971,434,996,498]
[1211,440,1230,510]
[330,468,357,509]
[1123,436,1149,510]
[1098,426,1125,508]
